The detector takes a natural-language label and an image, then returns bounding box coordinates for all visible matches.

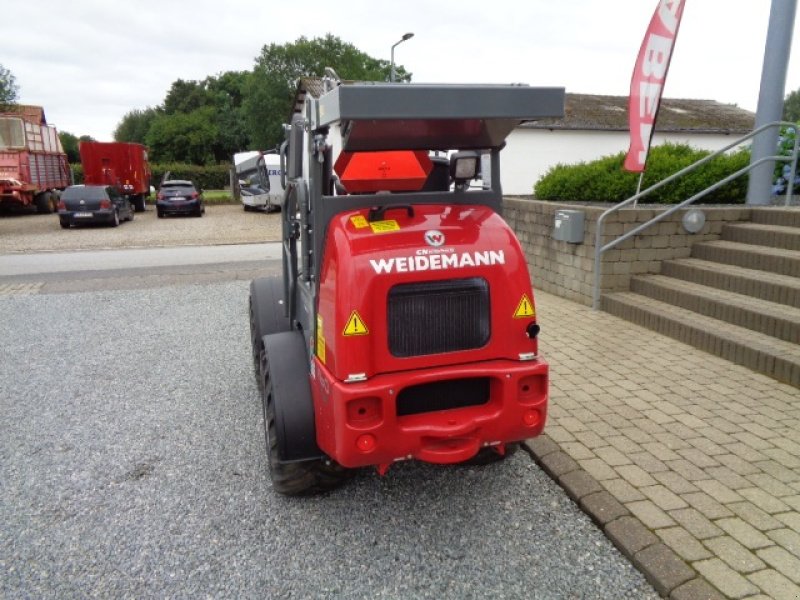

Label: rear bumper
[311,357,548,469]
[59,209,115,225]
[157,199,202,214]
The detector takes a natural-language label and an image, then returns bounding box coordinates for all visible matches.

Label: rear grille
[397,377,490,416]
[388,277,490,357]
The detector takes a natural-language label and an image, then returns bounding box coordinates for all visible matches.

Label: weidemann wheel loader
[249,76,564,494]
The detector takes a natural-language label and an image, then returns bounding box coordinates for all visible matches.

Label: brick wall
[502,198,751,306]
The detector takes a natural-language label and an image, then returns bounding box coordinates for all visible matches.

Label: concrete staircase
[602,208,800,387]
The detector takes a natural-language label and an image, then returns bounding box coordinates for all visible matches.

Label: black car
[58,185,134,228]
[156,180,205,218]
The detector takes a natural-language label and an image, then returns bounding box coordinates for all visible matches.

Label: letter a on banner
[624,0,686,172]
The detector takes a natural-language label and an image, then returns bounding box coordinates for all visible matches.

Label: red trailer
[0,105,70,214]
[79,141,151,212]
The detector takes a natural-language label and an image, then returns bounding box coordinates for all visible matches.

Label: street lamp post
[390,32,414,82]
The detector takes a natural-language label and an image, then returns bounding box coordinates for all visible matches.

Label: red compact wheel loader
[249,77,564,494]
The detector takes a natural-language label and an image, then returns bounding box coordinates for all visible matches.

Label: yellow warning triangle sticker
[343,311,369,336]
[513,294,535,319]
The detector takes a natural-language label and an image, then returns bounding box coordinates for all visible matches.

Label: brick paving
[525,290,800,599]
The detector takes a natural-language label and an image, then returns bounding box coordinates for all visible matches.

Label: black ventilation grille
[388,277,490,357]
[397,377,491,416]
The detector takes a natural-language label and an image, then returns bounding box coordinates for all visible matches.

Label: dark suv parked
[58,185,134,228]
[156,180,205,218]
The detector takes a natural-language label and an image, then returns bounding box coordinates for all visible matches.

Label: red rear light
[191,192,199,199]
[157,193,164,200]
[100,199,111,209]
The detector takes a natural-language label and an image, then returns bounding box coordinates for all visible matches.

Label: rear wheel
[111,209,120,227]
[59,219,70,229]
[35,192,54,214]
[134,195,146,212]
[261,353,351,496]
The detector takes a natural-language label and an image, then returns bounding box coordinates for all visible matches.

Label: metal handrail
[592,121,800,310]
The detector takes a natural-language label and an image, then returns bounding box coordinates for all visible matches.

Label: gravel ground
[0,281,657,599]
[0,205,280,254]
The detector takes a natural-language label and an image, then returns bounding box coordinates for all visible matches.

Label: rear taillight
[157,193,164,200]
[57,200,66,210]
[100,199,111,209]
[191,192,198,199]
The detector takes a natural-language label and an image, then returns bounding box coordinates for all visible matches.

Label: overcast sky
[4,0,799,141]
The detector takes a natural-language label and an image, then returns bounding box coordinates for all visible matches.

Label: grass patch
[202,190,236,204]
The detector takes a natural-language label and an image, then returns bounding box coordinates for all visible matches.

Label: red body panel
[311,204,548,467]
[80,142,151,196]
[0,108,70,206]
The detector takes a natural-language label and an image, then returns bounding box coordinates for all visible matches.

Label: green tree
[59,131,80,162]
[783,88,800,122]
[244,34,409,149]
[0,63,19,108]
[145,107,218,164]
[114,107,160,144]
[59,132,96,163]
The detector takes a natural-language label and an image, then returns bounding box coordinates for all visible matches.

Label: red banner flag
[624,0,686,172]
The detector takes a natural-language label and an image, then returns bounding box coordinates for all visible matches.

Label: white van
[235,151,285,212]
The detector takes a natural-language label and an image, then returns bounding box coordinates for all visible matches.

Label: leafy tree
[59,131,80,162]
[145,106,218,164]
[783,88,800,122]
[0,63,19,108]
[59,132,96,163]
[244,34,409,149]
[114,107,160,144]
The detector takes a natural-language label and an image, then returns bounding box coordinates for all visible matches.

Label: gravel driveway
[0,281,658,599]
[0,205,280,254]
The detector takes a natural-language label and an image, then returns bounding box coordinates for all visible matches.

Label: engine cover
[315,204,540,381]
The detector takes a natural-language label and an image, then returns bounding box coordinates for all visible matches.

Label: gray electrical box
[553,209,585,243]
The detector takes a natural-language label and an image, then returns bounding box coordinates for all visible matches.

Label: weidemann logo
[370,250,505,274]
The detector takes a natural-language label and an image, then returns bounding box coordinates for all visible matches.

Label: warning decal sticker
[513,294,535,319]
[369,220,400,234]
[343,311,370,336]
[316,314,326,363]
[350,215,369,229]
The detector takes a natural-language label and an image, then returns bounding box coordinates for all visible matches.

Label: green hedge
[70,162,232,191]
[533,143,751,204]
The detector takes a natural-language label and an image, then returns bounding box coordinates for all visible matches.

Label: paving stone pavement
[525,290,800,600]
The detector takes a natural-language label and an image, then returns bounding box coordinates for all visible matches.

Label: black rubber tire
[460,443,520,466]
[157,209,164,218]
[128,207,135,222]
[249,277,291,389]
[134,195,146,212]
[111,209,120,227]
[35,192,54,214]
[59,219,70,229]
[261,354,351,496]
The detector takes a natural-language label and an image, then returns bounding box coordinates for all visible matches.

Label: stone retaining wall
[502,198,751,306]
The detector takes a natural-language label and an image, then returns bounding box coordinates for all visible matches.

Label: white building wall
[501,129,747,195]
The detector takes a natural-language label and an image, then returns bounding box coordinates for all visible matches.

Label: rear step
[602,292,800,387]
[661,258,800,307]
[630,275,800,344]
[689,240,800,278]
